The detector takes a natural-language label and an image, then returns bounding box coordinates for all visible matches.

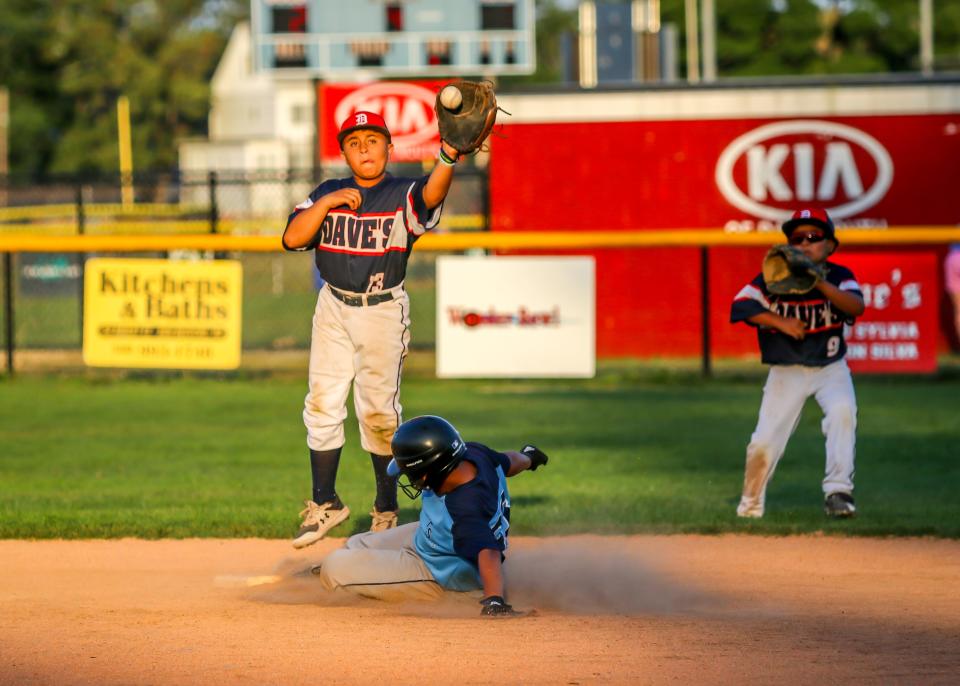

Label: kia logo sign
[715,120,894,220]
[334,82,438,149]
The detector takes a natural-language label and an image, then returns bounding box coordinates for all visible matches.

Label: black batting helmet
[388,415,467,498]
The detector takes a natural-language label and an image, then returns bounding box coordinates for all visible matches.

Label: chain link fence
[0,166,487,372]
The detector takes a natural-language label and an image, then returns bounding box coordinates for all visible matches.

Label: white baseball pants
[317,523,444,601]
[303,285,410,456]
[737,358,857,517]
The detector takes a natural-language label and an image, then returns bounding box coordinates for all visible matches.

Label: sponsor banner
[83,258,242,370]
[319,80,446,164]
[714,119,894,224]
[490,109,957,358]
[436,256,595,378]
[842,252,938,373]
[491,114,960,230]
[18,253,83,296]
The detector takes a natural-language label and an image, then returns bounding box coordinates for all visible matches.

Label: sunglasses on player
[788,231,827,245]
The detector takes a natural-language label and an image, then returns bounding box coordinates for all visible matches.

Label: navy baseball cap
[337,111,391,148]
[782,208,838,244]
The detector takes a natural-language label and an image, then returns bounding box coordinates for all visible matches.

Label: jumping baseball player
[731,208,865,519]
[282,111,465,547]
[313,415,549,616]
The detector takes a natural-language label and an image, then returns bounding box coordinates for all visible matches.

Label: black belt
[328,286,395,307]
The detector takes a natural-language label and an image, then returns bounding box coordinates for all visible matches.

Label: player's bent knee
[823,404,857,432]
[360,409,397,428]
[343,530,377,550]
[360,412,399,439]
[304,396,339,417]
[746,442,771,462]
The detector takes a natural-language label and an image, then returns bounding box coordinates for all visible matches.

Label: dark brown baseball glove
[435,80,501,154]
[762,244,828,295]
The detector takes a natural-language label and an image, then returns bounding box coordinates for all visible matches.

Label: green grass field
[1,371,958,539]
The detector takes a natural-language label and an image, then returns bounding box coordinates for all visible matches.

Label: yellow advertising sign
[83,258,242,369]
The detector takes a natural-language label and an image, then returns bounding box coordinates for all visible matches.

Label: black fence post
[701,245,712,378]
[4,252,13,376]
[76,184,85,235]
[76,184,85,344]
[209,171,227,259]
[208,171,219,235]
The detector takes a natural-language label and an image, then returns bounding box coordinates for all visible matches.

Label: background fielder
[282,111,465,547]
[731,208,865,519]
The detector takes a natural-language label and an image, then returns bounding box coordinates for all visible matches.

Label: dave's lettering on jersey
[317,211,396,253]
[769,299,844,333]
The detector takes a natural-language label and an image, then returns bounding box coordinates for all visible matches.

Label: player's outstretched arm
[477,548,505,598]
[504,445,549,476]
[283,188,361,249]
[421,141,460,209]
[477,549,529,617]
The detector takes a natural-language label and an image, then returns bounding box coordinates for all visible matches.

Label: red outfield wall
[488,83,960,363]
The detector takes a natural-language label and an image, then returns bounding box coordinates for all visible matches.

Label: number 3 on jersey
[367,272,385,293]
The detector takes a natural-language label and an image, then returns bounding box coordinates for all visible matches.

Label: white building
[178,22,315,218]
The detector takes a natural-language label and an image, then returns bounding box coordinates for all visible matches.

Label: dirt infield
[1,536,958,685]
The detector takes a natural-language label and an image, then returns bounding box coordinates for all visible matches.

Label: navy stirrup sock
[310,447,343,507]
[370,453,398,512]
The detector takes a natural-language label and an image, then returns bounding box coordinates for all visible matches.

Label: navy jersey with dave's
[283,173,442,294]
[414,442,511,591]
[731,261,863,366]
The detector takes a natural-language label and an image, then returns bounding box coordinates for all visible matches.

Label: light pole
[684,0,700,83]
[700,0,716,82]
[117,96,134,209]
[920,0,934,76]
[578,0,598,88]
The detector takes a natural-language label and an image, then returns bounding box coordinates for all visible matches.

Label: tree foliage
[511,1,959,85]
[0,0,246,177]
[658,0,960,79]
[2,0,958,177]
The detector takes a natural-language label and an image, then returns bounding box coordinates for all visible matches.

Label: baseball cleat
[736,497,764,518]
[824,492,856,518]
[292,499,351,549]
[369,509,399,532]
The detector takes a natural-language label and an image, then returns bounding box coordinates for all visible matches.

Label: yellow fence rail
[0,203,209,221]
[1,227,959,253]
[0,213,485,235]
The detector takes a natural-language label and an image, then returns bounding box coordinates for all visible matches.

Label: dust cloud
[243,554,362,606]
[243,537,719,617]
[505,537,717,615]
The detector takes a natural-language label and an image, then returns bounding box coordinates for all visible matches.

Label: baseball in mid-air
[440,85,463,111]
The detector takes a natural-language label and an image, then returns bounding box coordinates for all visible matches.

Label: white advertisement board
[436,256,595,378]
